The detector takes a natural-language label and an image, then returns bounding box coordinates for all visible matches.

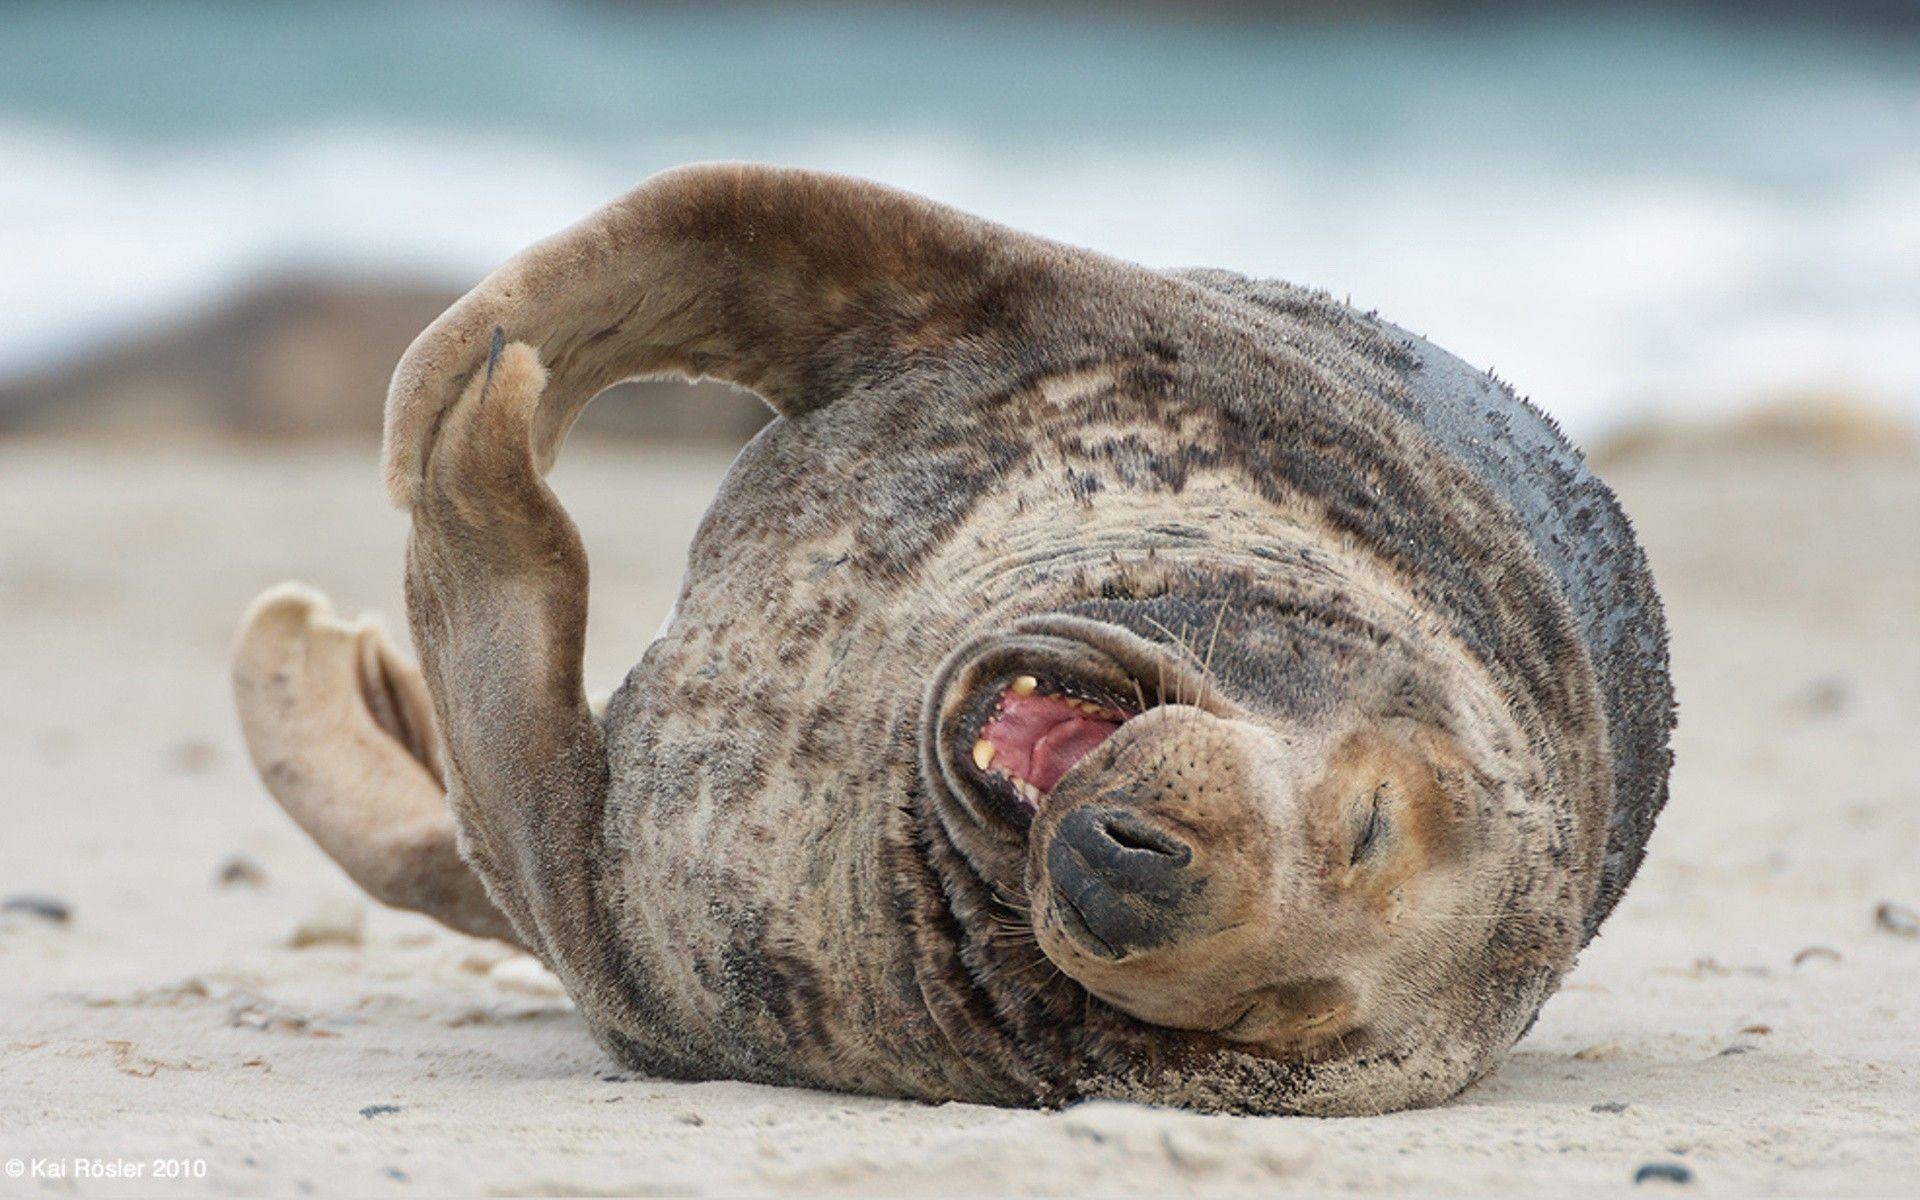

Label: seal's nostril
[1096,812,1190,861]
[1060,808,1193,876]
[1046,808,1199,958]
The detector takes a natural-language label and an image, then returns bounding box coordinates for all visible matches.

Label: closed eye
[1351,784,1387,865]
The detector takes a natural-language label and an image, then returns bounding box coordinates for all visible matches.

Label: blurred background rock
[0,0,1914,449]
[0,276,763,441]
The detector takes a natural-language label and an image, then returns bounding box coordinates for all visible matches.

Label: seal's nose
[1046,807,1197,958]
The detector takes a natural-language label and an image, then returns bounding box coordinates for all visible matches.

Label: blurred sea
[2,1,1917,436]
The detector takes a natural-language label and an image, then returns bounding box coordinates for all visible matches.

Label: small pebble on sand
[358,1104,401,1119]
[169,737,222,774]
[457,945,515,974]
[1634,1161,1693,1185]
[1573,1042,1625,1061]
[1792,945,1841,968]
[3,893,72,923]
[289,901,364,948]
[490,954,566,996]
[216,855,267,888]
[1873,901,1917,939]
[1592,1101,1629,1114]
[1790,677,1849,717]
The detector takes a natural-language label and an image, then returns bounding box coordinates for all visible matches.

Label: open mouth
[969,674,1138,811]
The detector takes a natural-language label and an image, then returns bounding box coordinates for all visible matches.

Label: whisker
[1199,599,1229,709]
[1142,611,1215,709]
[1180,618,1197,707]
[999,954,1064,985]
[1146,619,1181,700]
[985,889,1030,916]
[1173,618,1188,707]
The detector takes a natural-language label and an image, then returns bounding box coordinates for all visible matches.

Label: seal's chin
[970,676,1136,811]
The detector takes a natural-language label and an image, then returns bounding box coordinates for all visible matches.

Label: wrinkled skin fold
[232,164,1674,1115]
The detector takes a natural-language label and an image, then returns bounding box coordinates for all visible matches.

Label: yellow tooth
[1011,675,1038,696]
[972,739,996,770]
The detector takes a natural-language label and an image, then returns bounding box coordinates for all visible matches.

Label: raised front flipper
[382,162,1084,508]
[400,338,621,1007]
[231,584,520,944]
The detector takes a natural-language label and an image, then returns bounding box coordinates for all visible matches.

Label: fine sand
[1,438,1915,1197]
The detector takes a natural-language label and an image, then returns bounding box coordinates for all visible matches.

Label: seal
[231,164,1674,1115]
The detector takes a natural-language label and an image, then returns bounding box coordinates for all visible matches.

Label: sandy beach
[1,436,1916,1197]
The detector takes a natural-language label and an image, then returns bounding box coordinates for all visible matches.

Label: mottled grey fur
[1175,269,1672,934]
[233,164,1673,1115]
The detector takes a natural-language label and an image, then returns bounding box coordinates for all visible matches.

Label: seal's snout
[1029,703,1269,970]
[1045,807,1197,959]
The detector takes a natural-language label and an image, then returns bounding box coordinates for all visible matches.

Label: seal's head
[926,604,1579,1110]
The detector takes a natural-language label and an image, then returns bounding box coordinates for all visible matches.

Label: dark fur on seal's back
[1174,268,1675,937]
[233,163,1676,1116]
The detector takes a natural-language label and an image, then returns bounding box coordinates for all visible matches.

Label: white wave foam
[2,123,1915,437]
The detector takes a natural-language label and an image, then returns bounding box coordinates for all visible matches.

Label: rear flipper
[231,583,521,945]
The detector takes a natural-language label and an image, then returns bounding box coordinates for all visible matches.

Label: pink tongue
[980,693,1124,793]
[1028,718,1120,791]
